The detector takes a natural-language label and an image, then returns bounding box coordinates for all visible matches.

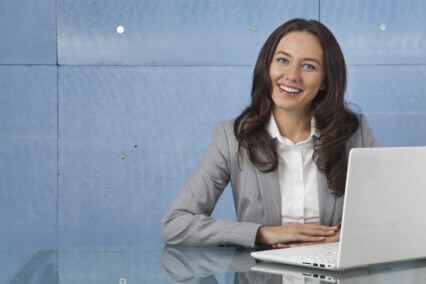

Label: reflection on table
[161,245,426,284]
[2,245,426,283]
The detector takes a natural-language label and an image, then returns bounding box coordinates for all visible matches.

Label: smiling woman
[161,19,377,248]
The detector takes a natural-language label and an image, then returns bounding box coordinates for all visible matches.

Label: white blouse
[266,114,320,225]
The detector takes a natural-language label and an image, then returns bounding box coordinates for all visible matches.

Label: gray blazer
[161,114,377,248]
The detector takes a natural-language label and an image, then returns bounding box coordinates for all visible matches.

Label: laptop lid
[338,147,426,269]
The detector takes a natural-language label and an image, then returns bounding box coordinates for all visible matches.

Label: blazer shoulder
[215,119,235,134]
[213,119,238,145]
[210,119,241,167]
[349,113,378,148]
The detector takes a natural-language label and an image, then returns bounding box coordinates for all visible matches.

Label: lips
[278,84,303,96]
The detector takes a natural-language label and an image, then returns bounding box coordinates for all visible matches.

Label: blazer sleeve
[161,122,262,248]
[359,114,379,147]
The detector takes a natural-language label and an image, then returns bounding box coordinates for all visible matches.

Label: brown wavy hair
[233,19,359,197]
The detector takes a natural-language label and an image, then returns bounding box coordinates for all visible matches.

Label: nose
[285,64,300,83]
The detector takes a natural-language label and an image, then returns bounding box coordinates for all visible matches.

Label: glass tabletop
[2,245,426,283]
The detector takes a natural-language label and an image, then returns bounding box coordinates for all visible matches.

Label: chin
[273,98,301,110]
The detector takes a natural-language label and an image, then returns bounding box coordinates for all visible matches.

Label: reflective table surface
[2,245,426,283]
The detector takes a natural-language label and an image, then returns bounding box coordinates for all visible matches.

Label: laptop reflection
[161,245,426,283]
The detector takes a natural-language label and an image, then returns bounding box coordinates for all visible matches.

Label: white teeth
[279,85,302,93]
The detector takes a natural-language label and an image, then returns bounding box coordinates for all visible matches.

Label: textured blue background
[1,0,425,257]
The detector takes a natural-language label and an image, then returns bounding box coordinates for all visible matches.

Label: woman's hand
[271,229,341,249]
[256,223,339,247]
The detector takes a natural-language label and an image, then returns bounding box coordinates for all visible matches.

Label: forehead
[275,31,323,61]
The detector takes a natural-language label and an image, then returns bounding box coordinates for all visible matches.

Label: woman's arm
[161,123,261,247]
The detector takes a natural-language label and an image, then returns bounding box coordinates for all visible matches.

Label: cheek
[305,76,324,92]
[269,64,281,80]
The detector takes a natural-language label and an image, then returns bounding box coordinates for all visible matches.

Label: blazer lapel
[255,168,281,226]
[317,170,336,226]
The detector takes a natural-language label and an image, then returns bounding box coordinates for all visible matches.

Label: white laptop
[251,146,426,271]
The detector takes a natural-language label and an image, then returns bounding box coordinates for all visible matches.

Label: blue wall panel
[58,66,253,248]
[58,0,319,65]
[364,113,426,147]
[0,66,57,250]
[346,65,426,146]
[0,0,56,64]
[347,66,426,113]
[321,0,426,65]
[0,66,57,138]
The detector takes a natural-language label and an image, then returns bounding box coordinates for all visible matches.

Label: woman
[161,19,377,248]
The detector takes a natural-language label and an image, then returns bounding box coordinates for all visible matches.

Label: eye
[302,63,316,71]
[277,57,289,64]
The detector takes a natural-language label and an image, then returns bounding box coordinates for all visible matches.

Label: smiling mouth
[278,84,303,96]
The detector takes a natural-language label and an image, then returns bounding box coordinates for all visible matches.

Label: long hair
[233,19,359,197]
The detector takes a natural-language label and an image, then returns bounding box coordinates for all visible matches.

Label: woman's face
[270,31,325,116]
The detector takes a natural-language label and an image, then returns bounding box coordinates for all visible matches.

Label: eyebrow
[275,51,322,66]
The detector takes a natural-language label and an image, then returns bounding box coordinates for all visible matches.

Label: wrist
[256,226,272,245]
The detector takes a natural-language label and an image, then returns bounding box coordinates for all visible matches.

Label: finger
[275,241,323,248]
[273,234,325,245]
[324,232,341,243]
[299,227,337,237]
[301,224,339,231]
[274,243,292,249]
[289,242,321,248]
[292,234,326,243]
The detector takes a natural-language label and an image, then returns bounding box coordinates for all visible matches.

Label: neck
[272,108,311,143]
